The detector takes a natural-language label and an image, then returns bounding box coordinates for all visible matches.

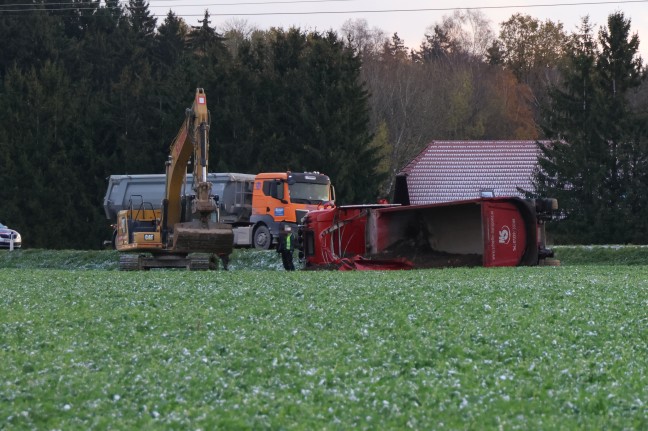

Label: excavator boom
[164,88,212,228]
[163,88,233,255]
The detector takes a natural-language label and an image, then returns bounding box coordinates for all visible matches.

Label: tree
[127,0,156,38]
[495,13,568,116]
[486,39,505,65]
[421,10,494,62]
[535,14,647,243]
[221,18,259,58]
[414,25,459,63]
[497,14,566,82]
[596,13,647,241]
[187,10,228,60]
[381,33,409,63]
[299,31,383,202]
[340,18,387,58]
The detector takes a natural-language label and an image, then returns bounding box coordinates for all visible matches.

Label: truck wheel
[254,225,272,250]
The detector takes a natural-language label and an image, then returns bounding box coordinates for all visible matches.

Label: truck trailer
[298,197,557,270]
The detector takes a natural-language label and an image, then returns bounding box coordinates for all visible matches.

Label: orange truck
[249,172,335,249]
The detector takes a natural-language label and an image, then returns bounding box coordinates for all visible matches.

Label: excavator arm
[161,88,233,254]
[164,88,213,228]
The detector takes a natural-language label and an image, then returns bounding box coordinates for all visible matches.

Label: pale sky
[148,0,648,60]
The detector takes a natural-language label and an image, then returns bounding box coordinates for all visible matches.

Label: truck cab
[251,172,334,249]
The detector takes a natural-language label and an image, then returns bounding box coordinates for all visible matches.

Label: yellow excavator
[115,88,233,270]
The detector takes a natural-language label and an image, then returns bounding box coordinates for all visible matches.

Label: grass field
[0,249,646,429]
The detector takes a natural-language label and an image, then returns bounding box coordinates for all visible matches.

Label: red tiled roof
[398,140,545,204]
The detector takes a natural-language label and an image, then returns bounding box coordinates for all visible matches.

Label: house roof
[398,140,545,204]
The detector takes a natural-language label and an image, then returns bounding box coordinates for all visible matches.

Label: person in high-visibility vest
[276,224,295,271]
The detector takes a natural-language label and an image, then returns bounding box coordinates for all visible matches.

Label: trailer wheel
[254,225,272,250]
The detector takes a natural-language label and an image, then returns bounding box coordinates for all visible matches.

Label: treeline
[0,2,646,248]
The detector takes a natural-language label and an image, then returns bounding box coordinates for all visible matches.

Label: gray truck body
[104,173,256,246]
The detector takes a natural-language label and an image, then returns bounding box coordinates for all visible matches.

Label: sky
[147,0,648,59]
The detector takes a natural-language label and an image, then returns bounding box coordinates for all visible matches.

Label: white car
[0,223,21,249]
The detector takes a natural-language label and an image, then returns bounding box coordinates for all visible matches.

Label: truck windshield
[289,182,330,204]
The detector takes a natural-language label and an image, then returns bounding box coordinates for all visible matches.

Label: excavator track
[119,254,142,271]
[188,254,210,270]
[118,253,213,271]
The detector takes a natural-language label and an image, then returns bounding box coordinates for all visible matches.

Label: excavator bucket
[172,221,234,255]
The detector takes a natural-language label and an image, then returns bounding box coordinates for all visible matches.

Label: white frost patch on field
[499,373,514,381]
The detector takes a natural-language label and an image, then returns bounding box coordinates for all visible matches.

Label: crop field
[0,249,647,429]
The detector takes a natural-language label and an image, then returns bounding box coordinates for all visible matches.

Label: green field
[1,249,646,429]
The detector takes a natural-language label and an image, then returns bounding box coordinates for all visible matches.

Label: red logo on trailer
[483,201,525,267]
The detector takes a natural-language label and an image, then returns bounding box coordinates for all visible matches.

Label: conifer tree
[535,13,647,243]
[127,0,156,38]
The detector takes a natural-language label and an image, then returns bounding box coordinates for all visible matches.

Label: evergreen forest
[0,1,646,248]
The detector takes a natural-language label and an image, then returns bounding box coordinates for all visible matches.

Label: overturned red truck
[297,197,557,270]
